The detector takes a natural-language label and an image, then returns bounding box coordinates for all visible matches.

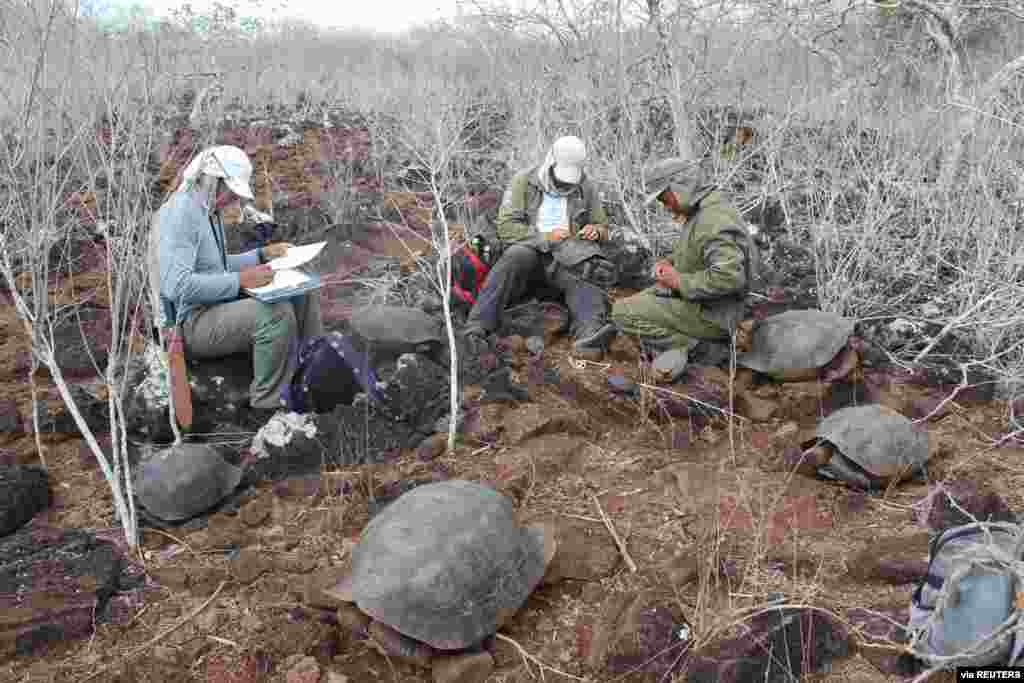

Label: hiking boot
[651,347,690,384]
[572,321,618,355]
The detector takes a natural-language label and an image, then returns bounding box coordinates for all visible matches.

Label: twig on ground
[495,633,589,681]
[637,382,749,422]
[77,581,227,683]
[142,527,204,562]
[591,492,638,573]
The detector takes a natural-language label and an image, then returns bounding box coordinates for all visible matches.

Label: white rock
[251,411,318,459]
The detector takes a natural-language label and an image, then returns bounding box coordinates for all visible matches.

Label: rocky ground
[1,107,1020,683]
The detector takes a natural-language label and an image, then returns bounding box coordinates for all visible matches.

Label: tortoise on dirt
[798,404,930,489]
[330,479,557,678]
[736,309,859,382]
[135,443,242,522]
[349,305,444,362]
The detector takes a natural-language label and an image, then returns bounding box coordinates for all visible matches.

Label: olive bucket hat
[642,157,701,206]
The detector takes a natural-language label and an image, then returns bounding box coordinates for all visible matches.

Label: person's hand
[545,227,571,242]
[579,224,607,241]
[261,242,292,261]
[240,264,274,289]
[654,260,681,291]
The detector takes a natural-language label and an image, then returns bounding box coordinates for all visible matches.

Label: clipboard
[243,269,324,303]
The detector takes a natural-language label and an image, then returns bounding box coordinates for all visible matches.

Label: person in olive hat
[611,156,760,382]
[463,136,619,356]
[154,146,323,411]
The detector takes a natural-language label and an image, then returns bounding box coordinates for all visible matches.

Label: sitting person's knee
[500,244,539,271]
[257,301,297,334]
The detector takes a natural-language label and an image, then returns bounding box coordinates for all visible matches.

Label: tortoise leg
[368,620,436,668]
[431,651,495,683]
[821,343,861,383]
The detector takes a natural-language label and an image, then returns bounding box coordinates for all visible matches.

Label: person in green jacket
[611,157,760,382]
[464,136,618,355]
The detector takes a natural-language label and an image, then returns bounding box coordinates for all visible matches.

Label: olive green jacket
[667,189,760,331]
[495,165,608,244]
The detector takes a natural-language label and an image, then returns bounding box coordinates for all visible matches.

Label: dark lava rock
[686,607,850,683]
[921,479,1016,533]
[0,399,24,442]
[0,465,50,537]
[125,350,254,443]
[0,525,125,657]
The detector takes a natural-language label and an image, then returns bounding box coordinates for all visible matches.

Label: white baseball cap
[551,136,586,185]
[179,145,254,200]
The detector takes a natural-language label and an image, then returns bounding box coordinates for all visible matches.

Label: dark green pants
[611,287,727,350]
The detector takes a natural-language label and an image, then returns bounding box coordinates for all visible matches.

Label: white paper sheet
[245,268,311,295]
[268,241,327,271]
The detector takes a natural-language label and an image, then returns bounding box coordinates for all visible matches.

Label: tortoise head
[326,567,355,603]
[532,521,559,577]
[735,318,758,353]
[494,522,559,630]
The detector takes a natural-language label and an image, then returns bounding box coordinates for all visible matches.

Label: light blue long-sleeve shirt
[157,190,261,325]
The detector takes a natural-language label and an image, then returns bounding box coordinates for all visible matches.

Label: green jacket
[668,189,760,331]
[495,164,608,243]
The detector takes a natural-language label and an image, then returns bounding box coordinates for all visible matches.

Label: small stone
[285,655,321,683]
[240,496,272,527]
[737,391,779,422]
[432,651,494,683]
[325,673,349,683]
[415,433,448,462]
[229,549,268,584]
[526,336,544,355]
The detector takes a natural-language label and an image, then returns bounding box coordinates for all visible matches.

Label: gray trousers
[183,293,324,409]
[466,243,609,339]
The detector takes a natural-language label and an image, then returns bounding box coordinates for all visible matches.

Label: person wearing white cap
[155,145,323,412]
[463,135,618,357]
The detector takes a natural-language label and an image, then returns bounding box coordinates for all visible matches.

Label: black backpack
[281,333,382,414]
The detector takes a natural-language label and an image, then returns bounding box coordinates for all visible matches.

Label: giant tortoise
[135,443,242,522]
[737,309,859,382]
[799,404,930,489]
[331,479,557,677]
[349,305,445,363]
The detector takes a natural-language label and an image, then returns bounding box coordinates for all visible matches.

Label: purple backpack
[282,333,383,414]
